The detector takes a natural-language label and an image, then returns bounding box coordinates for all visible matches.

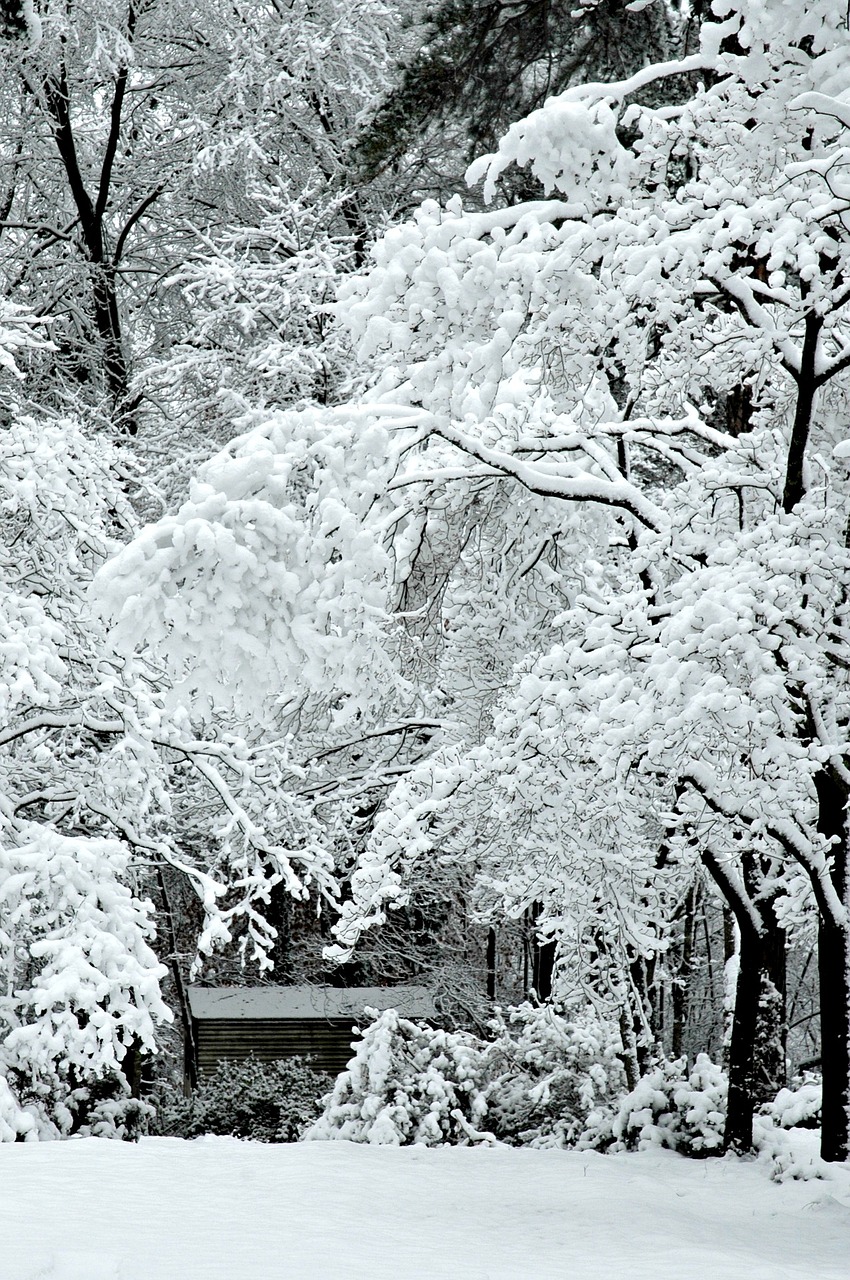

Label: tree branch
[418,420,666,530]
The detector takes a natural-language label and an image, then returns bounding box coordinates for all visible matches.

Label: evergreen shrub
[761,1077,821,1130]
[581,1055,727,1155]
[155,1056,333,1142]
[305,1003,625,1147]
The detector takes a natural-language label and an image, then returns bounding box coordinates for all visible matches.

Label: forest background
[1,0,849,1166]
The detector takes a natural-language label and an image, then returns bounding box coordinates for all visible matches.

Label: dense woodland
[0,0,849,1163]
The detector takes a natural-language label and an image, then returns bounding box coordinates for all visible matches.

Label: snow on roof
[187,984,436,1022]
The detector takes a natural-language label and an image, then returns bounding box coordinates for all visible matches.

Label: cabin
[188,984,436,1082]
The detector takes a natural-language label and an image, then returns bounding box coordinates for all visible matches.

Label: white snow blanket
[0,1137,847,1278]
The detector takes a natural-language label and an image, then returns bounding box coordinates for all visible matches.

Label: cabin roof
[187,984,436,1022]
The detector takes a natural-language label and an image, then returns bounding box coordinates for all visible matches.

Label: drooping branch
[682,765,846,929]
[409,420,667,531]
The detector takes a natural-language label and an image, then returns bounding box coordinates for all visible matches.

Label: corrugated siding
[194,1018,359,1078]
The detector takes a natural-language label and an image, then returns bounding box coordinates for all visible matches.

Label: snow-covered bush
[1,1062,157,1142]
[762,1078,821,1131]
[583,1055,727,1156]
[84,1093,156,1142]
[0,828,170,1139]
[483,1003,625,1147]
[155,1057,332,1142]
[305,1009,493,1145]
[306,1004,624,1147]
[0,1075,47,1141]
[754,1096,829,1184]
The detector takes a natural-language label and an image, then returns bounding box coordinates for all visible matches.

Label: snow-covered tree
[0,0,398,430]
[148,180,355,438]
[306,0,850,1161]
[0,375,355,1132]
[356,0,679,205]
[94,398,454,986]
[92,0,850,1165]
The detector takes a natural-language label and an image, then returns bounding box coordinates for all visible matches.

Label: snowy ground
[2,1136,848,1279]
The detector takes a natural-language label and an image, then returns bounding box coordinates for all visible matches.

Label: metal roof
[187,984,436,1022]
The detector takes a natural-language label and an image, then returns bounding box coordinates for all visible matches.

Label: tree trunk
[38,53,137,430]
[782,310,822,513]
[486,927,497,1000]
[724,920,761,1153]
[628,954,658,1075]
[533,936,555,1001]
[122,1037,143,1098]
[90,259,132,417]
[266,875,293,982]
[529,901,555,1000]
[701,846,788,1152]
[721,906,736,1068]
[740,854,787,1109]
[818,917,850,1162]
[156,868,196,1091]
[618,1006,641,1093]
[752,901,787,1105]
[672,883,698,1059]
[814,767,850,1162]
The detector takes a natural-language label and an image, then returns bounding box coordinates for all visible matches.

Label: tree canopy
[3,0,850,1166]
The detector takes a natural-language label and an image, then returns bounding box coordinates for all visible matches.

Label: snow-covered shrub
[483,1003,625,1147]
[305,1008,493,1145]
[0,828,169,1138]
[754,1108,828,1184]
[0,826,170,1140]
[761,1078,821,1130]
[583,1055,727,1156]
[155,1057,332,1142]
[306,1004,624,1147]
[0,1075,50,1141]
[84,1094,155,1142]
[1,1064,155,1142]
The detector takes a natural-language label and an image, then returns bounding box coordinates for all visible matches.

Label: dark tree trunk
[818,917,850,1162]
[628,954,658,1075]
[814,767,850,1162]
[266,876,293,982]
[723,921,787,1152]
[533,936,555,1001]
[739,855,787,1109]
[782,310,822,513]
[35,30,138,431]
[618,1007,640,1093]
[752,901,787,1105]
[90,259,132,415]
[724,920,761,1153]
[701,846,787,1153]
[672,883,698,1059]
[122,1038,144,1099]
[156,868,197,1091]
[528,901,555,1000]
[724,383,754,437]
[486,927,497,1000]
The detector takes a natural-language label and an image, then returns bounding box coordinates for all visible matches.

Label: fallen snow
[1,1136,848,1279]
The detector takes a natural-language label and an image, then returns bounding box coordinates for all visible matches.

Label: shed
[187,985,436,1080]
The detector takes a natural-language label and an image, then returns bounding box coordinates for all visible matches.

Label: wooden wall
[194,1017,359,1078]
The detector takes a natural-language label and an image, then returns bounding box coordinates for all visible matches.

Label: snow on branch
[405,419,667,531]
[681,765,847,931]
[790,92,850,133]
